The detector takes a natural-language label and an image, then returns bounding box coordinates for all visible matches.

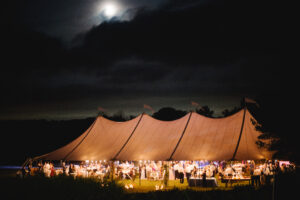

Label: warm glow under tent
[36,108,272,161]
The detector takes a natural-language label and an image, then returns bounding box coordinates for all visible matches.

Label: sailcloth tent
[36,108,272,161]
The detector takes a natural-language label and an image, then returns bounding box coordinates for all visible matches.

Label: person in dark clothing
[250,168,255,186]
[38,161,43,172]
[28,164,32,176]
[179,172,184,183]
[69,164,75,174]
[202,171,207,187]
[192,166,197,177]
[178,164,184,184]
[175,170,179,180]
[186,172,191,183]
[21,166,26,178]
[185,163,192,183]
[174,163,179,180]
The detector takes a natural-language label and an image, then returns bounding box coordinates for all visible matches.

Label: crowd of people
[218,160,296,186]
[18,159,295,187]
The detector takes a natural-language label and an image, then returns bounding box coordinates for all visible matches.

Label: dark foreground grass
[1,175,124,200]
[0,171,298,200]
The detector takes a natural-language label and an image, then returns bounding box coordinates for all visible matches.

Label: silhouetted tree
[152,107,187,121]
[195,105,214,117]
[103,111,128,121]
[248,94,299,163]
[129,115,137,120]
[222,106,241,117]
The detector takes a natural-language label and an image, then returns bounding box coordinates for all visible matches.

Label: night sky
[1,0,286,120]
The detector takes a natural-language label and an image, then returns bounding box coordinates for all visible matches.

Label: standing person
[62,162,67,175]
[169,163,175,180]
[192,166,197,178]
[174,162,179,180]
[253,167,261,186]
[38,161,43,173]
[263,164,271,185]
[202,170,207,187]
[44,162,51,177]
[140,164,146,180]
[69,164,74,174]
[250,161,255,186]
[250,166,255,186]
[178,163,184,184]
[21,166,27,178]
[146,164,151,180]
[50,163,55,177]
[28,163,32,176]
[185,163,192,183]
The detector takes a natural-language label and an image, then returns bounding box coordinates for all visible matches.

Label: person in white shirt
[253,167,261,186]
[185,163,192,182]
[169,163,175,180]
[174,162,179,180]
[253,167,261,176]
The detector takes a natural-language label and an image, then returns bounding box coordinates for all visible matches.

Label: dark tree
[249,94,299,163]
[195,105,214,118]
[152,107,187,121]
[102,111,128,122]
[222,106,242,117]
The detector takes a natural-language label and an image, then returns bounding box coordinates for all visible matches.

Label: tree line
[0,96,298,165]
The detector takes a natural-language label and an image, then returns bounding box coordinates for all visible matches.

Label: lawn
[117,175,248,193]
[0,169,297,200]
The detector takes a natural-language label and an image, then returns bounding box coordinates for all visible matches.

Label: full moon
[102,3,118,18]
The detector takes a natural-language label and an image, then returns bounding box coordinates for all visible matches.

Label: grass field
[116,175,249,192]
[0,169,248,192]
[0,169,297,200]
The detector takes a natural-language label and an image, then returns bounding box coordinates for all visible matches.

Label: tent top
[36,108,273,161]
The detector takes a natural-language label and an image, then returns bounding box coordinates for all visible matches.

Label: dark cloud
[4,0,170,43]
[0,0,287,119]
[72,0,283,66]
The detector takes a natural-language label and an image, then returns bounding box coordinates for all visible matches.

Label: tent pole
[21,158,30,168]
[231,105,247,160]
[63,116,98,160]
[168,112,193,161]
[113,113,144,160]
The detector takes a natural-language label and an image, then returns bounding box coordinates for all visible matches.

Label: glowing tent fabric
[116,114,190,161]
[38,115,142,161]
[37,108,272,161]
[172,111,243,161]
[172,109,270,160]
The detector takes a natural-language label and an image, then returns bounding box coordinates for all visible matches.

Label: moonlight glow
[101,3,118,18]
